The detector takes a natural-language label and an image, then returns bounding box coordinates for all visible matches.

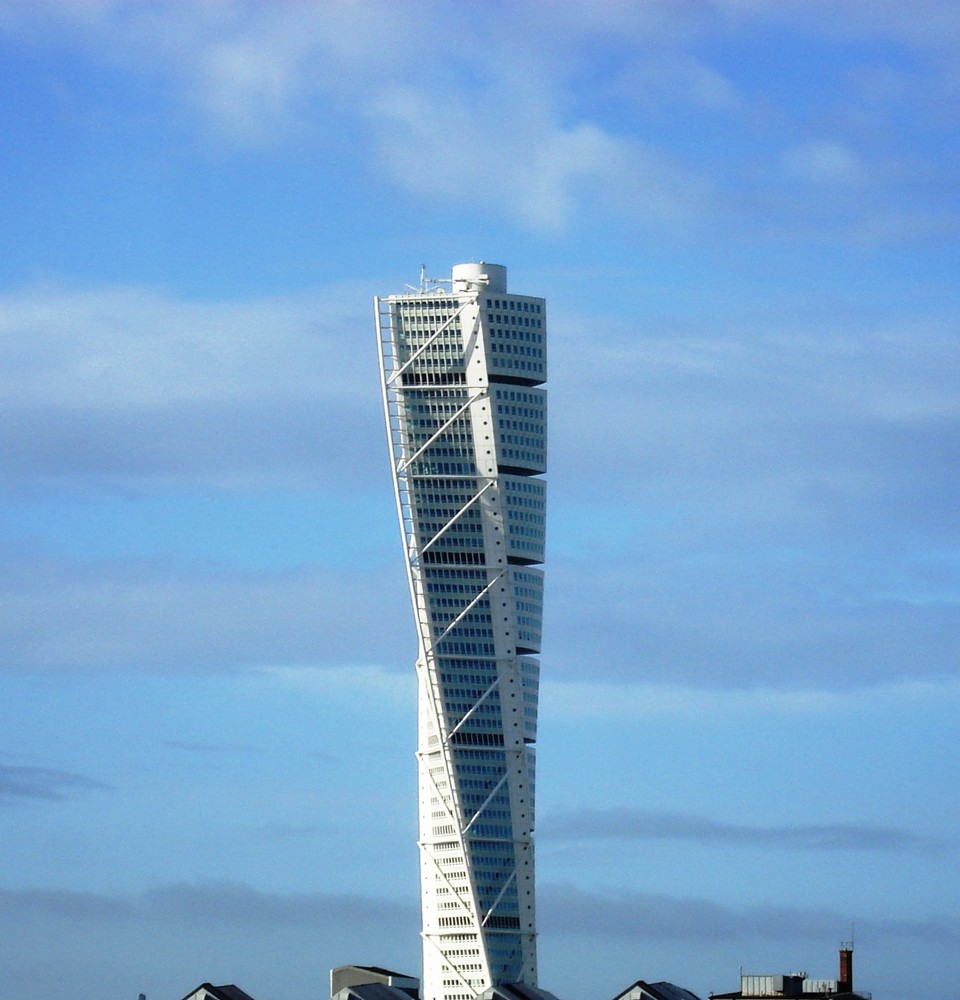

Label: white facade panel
[491,387,547,474]
[482,296,547,385]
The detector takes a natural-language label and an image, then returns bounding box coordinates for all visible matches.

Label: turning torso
[376,263,547,1000]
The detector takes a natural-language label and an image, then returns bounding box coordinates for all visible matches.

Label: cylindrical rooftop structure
[452,261,507,294]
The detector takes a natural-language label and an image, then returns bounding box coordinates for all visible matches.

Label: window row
[503,477,545,494]
[450,749,510,764]
[484,298,543,314]
[418,513,484,528]
[430,598,490,613]
[400,372,466,386]
[499,452,545,469]
[470,823,514,838]
[438,641,497,655]
[514,599,543,615]
[412,446,476,459]
[431,611,495,628]
[415,499,482,514]
[499,436,545,453]
[443,688,497,703]
[504,497,545,514]
[411,462,478,477]
[505,509,545,525]
[425,573,489,588]
[405,393,473,409]
[489,342,543,358]
[506,524,545,539]
[446,702,501,718]
[488,358,543,375]
[488,315,543,332]
[435,625,494,639]
[493,387,544,404]
[420,521,484,536]
[454,716,508,731]
[453,765,506,780]
[425,537,486,552]
[398,338,463,352]
[498,416,545,432]
[436,666,499,680]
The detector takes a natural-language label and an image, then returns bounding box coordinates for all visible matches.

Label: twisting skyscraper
[376,263,547,1000]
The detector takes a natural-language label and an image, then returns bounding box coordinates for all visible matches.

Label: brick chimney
[838,944,853,993]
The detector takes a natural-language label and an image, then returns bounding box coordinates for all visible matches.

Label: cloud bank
[542,807,937,852]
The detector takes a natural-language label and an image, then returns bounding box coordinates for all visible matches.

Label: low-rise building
[710,946,866,1000]
[330,964,420,1000]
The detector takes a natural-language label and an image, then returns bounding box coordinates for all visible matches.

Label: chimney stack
[838,944,853,993]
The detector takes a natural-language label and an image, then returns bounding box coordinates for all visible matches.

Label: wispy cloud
[2,1,954,239]
[259,664,415,702]
[0,284,379,493]
[0,879,419,1000]
[541,307,960,690]
[0,879,417,929]
[0,885,131,919]
[0,551,408,673]
[143,880,417,928]
[0,763,109,801]
[538,882,960,945]
[162,740,261,755]
[3,877,956,946]
[781,141,867,185]
[542,807,938,853]
[541,677,960,720]
[367,83,709,234]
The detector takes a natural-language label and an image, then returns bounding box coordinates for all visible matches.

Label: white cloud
[1,0,953,240]
[368,71,711,232]
[0,283,369,408]
[0,0,422,141]
[547,308,960,517]
[781,141,866,184]
[611,53,745,115]
[199,35,307,141]
[367,86,655,233]
[0,0,711,232]
[0,282,383,491]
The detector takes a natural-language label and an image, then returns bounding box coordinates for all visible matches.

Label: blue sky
[1,3,958,1000]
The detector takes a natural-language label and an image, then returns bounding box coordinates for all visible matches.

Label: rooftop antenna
[404,263,453,294]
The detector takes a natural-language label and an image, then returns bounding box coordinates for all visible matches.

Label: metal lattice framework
[375,263,547,1000]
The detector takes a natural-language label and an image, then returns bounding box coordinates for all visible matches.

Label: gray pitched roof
[180,983,258,1000]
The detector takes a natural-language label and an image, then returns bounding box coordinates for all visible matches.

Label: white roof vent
[452,261,507,294]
